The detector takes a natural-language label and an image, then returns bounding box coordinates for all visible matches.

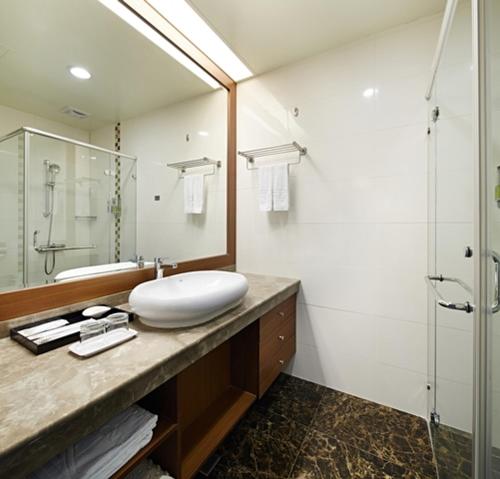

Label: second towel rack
[238,141,307,170]
[167,157,221,178]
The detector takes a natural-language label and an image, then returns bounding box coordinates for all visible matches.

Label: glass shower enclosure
[427,0,500,477]
[0,127,136,291]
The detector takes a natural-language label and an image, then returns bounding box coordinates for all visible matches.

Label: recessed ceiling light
[69,66,92,80]
[363,87,378,98]
[147,0,252,82]
[97,0,219,89]
[198,131,209,136]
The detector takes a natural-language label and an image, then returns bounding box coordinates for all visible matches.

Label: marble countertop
[0,273,299,478]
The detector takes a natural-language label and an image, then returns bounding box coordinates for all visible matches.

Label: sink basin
[129,271,249,328]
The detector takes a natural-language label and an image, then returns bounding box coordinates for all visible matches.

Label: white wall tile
[91,90,228,263]
[236,14,442,418]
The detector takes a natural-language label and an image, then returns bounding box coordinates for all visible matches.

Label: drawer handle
[279,311,285,317]
[278,335,285,341]
[278,359,285,365]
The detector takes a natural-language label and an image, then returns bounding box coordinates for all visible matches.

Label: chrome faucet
[154,257,178,279]
[133,254,145,268]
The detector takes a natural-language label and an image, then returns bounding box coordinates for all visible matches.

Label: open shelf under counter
[180,386,256,479]
[111,418,177,479]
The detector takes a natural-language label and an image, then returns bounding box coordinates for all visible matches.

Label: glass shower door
[481,0,500,476]
[427,1,475,477]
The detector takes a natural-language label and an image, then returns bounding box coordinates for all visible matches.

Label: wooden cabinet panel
[259,334,296,396]
[258,294,297,397]
[260,295,296,340]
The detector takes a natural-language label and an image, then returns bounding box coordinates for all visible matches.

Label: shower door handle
[425,275,475,314]
[491,251,500,313]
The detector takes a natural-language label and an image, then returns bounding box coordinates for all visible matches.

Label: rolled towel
[272,163,289,211]
[258,165,273,212]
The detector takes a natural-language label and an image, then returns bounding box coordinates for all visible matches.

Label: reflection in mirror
[0,0,227,292]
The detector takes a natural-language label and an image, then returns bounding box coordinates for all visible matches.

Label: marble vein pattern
[208,374,438,479]
[431,424,472,479]
[0,273,299,479]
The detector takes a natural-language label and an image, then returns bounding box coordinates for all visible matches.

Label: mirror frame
[0,0,236,320]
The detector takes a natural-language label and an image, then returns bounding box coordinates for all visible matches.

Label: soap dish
[69,328,137,358]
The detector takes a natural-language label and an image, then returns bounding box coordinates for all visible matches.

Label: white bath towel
[123,458,175,479]
[272,163,289,211]
[258,165,273,212]
[30,405,158,479]
[184,174,204,214]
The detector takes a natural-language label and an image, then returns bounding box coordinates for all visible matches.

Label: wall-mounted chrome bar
[238,141,307,170]
[425,274,474,313]
[425,0,458,101]
[34,245,97,253]
[167,157,221,177]
[0,127,137,160]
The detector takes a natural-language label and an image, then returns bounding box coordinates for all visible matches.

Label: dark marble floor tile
[206,375,438,479]
[212,416,302,478]
[311,389,436,478]
[431,424,472,479]
[254,373,326,426]
[267,373,327,404]
[291,429,431,479]
[210,460,282,479]
[228,407,308,449]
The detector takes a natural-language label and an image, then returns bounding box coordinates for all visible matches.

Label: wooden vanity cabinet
[113,294,297,479]
[258,294,297,397]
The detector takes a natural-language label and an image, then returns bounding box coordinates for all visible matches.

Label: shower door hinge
[430,410,441,426]
[432,106,440,123]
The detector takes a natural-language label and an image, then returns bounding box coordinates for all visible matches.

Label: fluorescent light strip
[97,0,219,89]
[146,0,252,81]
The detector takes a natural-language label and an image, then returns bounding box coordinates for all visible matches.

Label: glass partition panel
[0,131,24,291]
[25,133,136,286]
[427,1,474,477]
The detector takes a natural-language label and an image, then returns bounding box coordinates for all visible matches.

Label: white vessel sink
[129,271,249,328]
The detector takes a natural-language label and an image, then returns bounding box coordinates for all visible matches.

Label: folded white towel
[258,165,273,212]
[272,163,289,211]
[124,458,175,479]
[184,174,204,214]
[30,405,158,479]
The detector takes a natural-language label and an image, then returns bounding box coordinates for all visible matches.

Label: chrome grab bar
[491,250,500,313]
[34,245,96,253]
[425,274,474,313]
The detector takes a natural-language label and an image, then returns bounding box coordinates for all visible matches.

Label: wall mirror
[0,0,235,302]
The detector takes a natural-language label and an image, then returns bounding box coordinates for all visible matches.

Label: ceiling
[0,0,213,131]
[189,0,446,76]
[0,0,446,132]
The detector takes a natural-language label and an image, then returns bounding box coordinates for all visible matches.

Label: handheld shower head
[45,161,61,187]
[49,163,61,174]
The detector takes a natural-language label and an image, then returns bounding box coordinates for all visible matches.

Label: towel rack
[238,141,307,170]
[167,157,221,177]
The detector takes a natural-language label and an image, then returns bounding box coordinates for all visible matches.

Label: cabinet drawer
[258,294,297,397]
[260,314,295,360]
[259,334,296,396]
[260,294,296,342]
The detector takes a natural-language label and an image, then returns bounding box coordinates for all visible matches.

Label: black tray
[10,306,133,355]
